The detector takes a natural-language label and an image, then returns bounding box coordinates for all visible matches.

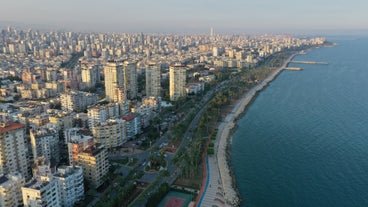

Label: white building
[87,102,129,128]
[123,113,142,139]
[185,82,205,95]
[54,166,84,207]
[60,90,98,112]
[0,122,30,180]
[22,176,61,207]
[0,172,25,207]
[81,63,100,89]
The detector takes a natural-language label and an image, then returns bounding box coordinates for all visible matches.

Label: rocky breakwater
[217,54,296,206]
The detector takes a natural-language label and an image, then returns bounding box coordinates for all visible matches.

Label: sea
[231,37,368,207]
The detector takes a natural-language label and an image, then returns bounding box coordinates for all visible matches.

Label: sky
[1,0,367,35]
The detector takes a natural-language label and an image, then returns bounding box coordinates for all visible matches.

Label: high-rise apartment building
[54,166,84,207]
[78,144,109,188]
[104,60,125,102]
[0,122,30,180]
[123,60,138,100]
[30,128,60,166]
[146,62,161,97]
[169,64,187,101]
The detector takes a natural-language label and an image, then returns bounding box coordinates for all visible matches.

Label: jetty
[284,67,302,71]
[289,61,328,65]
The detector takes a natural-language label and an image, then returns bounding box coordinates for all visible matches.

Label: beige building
[78,144,109,188]
[169,64,187,101]
[146,62,161,98]
[91,119,127,149]
[0,172,25,207]
[104,60,125,102]
[0,122,30,180]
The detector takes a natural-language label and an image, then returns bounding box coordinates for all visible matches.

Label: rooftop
[0,122,25,133]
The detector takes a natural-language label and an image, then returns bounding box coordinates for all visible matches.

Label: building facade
[81,63,100,89]
[91,119,126,149]
[0,122,30,180]
[60,90,98,112]
[104,60,125,102]
[54,166,84,207]
[123,60,138,100]
[30,128,60,166]
[0,173,25,207]
[169,64,187,101]
[77,144,109,189]
[146,62,161,98]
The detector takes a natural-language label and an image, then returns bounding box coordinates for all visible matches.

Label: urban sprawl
[0,26,325,207]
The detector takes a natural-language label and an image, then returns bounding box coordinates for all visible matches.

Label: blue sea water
[231,38,368,207]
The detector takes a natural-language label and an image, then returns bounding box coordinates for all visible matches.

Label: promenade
[199,53,297,207]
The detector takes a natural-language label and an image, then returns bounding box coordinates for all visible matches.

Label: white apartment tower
[0,122,30,180]
[104,60,125,102]
[169,64,187,101]
[54,166,84,207]
[146,62,161,98]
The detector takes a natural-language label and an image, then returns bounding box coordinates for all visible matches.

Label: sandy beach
[215,53,297,206]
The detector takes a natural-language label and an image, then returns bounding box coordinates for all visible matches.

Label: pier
[290,61,328,65]
[284,67,302,71]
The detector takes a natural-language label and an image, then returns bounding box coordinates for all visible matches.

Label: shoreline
[216,52,298,206]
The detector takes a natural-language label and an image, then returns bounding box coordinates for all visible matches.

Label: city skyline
[1,0,367,35]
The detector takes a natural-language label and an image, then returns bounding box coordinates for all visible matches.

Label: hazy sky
[1,0,367,34]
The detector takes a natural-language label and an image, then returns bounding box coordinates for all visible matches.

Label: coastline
[216,52,298,206]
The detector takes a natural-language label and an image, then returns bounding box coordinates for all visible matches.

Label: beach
[214,53,297,206]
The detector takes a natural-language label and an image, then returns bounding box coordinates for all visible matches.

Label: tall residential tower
[104,60,125,102]
[169,64,186,101]
[145,62,161,98]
